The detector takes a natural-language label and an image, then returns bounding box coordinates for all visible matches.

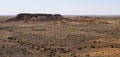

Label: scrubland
[0,16,120,57]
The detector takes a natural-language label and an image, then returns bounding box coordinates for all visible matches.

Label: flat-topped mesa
[6,13,65,22]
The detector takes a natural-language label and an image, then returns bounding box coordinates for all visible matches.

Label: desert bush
[32,28,46,31]
[86,54,90,57]
[8,37,16,41]
[77,47,82,50]
[90,45,96,49]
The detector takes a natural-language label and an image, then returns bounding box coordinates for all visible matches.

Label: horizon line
[0,14,120,16]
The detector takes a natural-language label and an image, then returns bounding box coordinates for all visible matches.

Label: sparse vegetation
[0,16,120,57]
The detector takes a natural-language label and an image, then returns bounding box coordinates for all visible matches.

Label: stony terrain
[0,14,120,57]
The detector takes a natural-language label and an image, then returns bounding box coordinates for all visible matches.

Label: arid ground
[0,15,120,57]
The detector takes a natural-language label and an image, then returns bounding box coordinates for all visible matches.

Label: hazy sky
[0,0,120,15]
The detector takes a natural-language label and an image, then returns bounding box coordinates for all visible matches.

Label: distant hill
[4,13,65,23]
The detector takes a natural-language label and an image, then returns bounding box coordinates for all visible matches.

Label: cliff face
[6,13,64,22]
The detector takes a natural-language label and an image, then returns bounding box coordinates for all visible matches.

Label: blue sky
[0,0,120,15]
